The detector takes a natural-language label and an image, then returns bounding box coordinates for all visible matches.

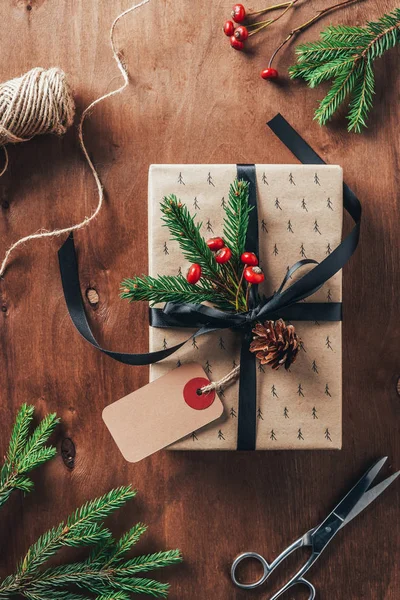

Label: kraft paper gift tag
[148,164,343,451]
[102,363,224,462]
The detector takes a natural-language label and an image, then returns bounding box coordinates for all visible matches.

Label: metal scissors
[231,457,399,599]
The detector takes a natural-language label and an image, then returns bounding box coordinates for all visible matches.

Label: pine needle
[289,8,400,131]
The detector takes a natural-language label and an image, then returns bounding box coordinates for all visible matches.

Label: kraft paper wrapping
[148,164,343,450]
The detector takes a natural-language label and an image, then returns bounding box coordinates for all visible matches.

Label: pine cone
[249,319,300,370]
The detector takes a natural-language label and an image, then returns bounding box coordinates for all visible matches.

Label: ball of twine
[0,0,150,278]
[0,67,75,147]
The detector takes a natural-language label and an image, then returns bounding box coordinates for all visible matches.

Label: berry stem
[249,0,298,38]
[267,0,362,68]
[249,1,294,16]
[235,266,246,311]
[248,20,274,36]
[245,283,252,311]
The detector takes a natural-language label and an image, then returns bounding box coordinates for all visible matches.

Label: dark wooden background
[0,1,399,598]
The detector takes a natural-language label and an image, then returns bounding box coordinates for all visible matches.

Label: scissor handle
[231,533,317,599]
[273,577,316,600]
[231,552,270,589]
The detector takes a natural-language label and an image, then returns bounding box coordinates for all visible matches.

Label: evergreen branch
[66,487,137,530]
[223,179,252,272]
[122,187,251,311]
[347,60,375,132]
[20,413,59,463]
[0,487,181,599]
[17,487,136,579]
[104,523,148,566]
[305,56,358,88]
[96,594,130,600]
[160,195,220,280]
[0,407,182,599]
[294,39,364,64]
[314,61,361,125]
[6,403,35,464]
[0,405,59,508]
[108,576,170,598]
[321,24,370,43]
[118,550,183,574]
[289,8,400,131]
[121,274,234,311]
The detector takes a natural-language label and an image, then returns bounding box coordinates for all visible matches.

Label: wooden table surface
[0,1,399,598]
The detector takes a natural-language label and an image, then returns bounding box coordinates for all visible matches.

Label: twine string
[0,0,150,277]
[200,364,241,394]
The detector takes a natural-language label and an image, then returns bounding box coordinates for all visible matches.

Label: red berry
[223,20,235,36]
[206,237,225,251]
[244,266,265,284]
[241,251,258,266]
[230,35,244,51]
[234,25,248,41]
[261,68,279,80]
[215,247,232,264]
[186,263,202,284]
[231,3,246,23]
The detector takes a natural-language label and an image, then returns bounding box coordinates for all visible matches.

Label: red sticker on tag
[183,377,215,410]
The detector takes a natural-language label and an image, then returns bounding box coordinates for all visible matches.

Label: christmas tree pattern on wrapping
[148,164,343,449]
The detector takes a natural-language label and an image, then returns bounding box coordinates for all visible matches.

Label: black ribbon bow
[58,114,361,451]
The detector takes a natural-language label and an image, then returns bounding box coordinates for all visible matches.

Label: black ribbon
[58,114,361,451]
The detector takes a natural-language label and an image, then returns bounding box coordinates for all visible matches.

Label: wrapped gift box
[148,164,343,450]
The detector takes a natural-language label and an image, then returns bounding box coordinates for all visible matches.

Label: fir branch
[6,403,35,463]
[0,408,182,599]
[160,195,220,281]
[121,274,235,311]
[17,487,136,579]
[122,188,252,311]
[0,484,182,599]
[223,179,252,272]
[117,550,182,575]
[321,24,369,43]
[96,594,130,600]
[289,8,400,131]
[313,61,362,123]
[104,522,148,566]
[347,60,375,132]
[0,405,59,508]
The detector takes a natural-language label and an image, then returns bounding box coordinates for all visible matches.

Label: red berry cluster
[186,238,264,286]
[223,4,249,51]
[223,3,279,80]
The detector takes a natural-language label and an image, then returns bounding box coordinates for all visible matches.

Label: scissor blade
[311,458,388,554]
[340,470,400,529]
[332,457,388,521]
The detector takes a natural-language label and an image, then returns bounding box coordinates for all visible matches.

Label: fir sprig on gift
[120,274,234,312]
[223,179,252,272]
[122,180,256,312]
[289,8,400,132]
[160,195,221,281]
[0,405,182,599]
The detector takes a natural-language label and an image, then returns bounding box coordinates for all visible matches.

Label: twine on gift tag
[200,364,241,394]
[0,0,150,277]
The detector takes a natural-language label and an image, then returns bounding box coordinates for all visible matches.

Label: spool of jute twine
[0,0,150,278]
[0,67,75,148]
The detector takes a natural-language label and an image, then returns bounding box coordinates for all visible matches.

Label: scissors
[231,457,399,599]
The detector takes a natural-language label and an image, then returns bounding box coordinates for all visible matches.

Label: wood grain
[0,1,399,598]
